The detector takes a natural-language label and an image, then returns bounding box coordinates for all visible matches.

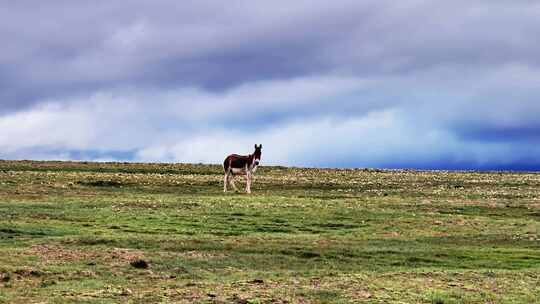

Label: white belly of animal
[231,168,246,174]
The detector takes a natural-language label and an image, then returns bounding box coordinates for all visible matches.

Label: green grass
[0,160,539,303]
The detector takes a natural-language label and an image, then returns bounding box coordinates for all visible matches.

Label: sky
[1,1,540,170]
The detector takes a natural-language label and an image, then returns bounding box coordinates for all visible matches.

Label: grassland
[0,160,539,303]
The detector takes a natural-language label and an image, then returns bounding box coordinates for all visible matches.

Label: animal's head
[253,144,262,165]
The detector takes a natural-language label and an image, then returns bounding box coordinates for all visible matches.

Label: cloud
[3,1,540,110]
[0,75,371,152]
[1,1,540,169]
[2,71,539,170]
[134,109,540,170]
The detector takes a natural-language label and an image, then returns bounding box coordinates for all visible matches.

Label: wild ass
[223,144,262,193]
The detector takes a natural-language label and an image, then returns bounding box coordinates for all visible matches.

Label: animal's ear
[254,144,257,149]
[259,144,262,149]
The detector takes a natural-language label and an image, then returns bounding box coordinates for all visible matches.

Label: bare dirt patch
[29,244,147,266]
[176,250,227,259]
[29,244,97,261]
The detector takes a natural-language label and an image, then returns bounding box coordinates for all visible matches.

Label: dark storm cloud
[458,125,540,143]
[2,1,538,111]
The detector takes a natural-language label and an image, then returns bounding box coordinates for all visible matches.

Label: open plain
[0,160,539,303]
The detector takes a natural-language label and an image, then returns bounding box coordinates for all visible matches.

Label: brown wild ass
[223,144,262,193]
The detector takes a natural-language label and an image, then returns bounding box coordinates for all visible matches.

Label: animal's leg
[229,174,238,191]
[246,172,251,194]
[223,173,228,192]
